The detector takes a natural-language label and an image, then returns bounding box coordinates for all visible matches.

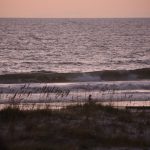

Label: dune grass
[0,103,150,150]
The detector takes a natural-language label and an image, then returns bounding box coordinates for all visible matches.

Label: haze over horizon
[0,0,150,18]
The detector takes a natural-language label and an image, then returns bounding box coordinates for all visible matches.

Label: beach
[0,18,150,149]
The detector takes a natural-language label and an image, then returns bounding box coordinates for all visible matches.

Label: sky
[0,0,150,18]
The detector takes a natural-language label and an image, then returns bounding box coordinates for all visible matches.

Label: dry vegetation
[0,103,150,150]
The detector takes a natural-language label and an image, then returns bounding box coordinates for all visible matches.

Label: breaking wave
[0,68,150,83]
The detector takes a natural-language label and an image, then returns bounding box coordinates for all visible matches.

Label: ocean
[0,18,150,107]
[0,18,150,74]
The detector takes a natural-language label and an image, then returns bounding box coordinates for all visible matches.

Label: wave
[0,68,150,83]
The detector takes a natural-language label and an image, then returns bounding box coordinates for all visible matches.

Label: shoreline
[0,69,150,109]
[0,81,150,108]
[1,100,150,111]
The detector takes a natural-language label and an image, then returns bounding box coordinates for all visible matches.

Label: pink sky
[0,0,150,18]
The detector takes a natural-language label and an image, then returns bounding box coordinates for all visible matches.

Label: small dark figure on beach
[88,94,92,103]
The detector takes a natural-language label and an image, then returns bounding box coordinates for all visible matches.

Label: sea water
[0,18,150,107]
[0,18,150,74]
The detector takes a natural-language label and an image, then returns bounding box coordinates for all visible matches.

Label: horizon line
[0,17,150,19]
